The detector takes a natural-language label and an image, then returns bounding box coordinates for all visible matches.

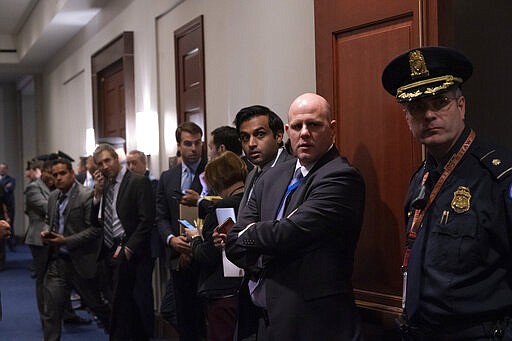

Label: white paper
[216,208,244,277]
[215,207,236,224]
[222,249,244,277]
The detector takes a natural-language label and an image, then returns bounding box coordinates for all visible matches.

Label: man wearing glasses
[382,46,512,339]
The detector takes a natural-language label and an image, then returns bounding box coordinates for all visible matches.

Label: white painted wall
[39,0,316,176]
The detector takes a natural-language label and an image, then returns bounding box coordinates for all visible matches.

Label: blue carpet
[0,244,108,340]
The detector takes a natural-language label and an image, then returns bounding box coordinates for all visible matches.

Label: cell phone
[215,217,234,234]
[178,219,197,230]
[173,190,184,200]
[42,231,57,239]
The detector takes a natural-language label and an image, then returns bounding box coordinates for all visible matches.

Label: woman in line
[184,151,247,341]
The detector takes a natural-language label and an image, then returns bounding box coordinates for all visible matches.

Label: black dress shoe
[63,315,92,325]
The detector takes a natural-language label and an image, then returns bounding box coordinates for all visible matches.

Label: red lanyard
[402,129,476,271]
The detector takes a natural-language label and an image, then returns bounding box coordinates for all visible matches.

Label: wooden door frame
[174,15,206,133]
[314,0,440,313]
[91,31,135,150]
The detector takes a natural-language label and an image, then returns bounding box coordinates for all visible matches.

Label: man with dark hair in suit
[156,121,206,340]
[181,124,251,216]
[92,143,155,341]
[0,162,16,252]
[41,157,110,340]
[226,93,365,340]
[234,105,292,208]
[208,125,243,159]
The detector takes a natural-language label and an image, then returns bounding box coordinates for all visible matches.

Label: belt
[104,236,123,252]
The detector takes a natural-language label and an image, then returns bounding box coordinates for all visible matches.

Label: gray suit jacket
[239,148,294,210]
[24,179,51,246]
[46,183,102,279]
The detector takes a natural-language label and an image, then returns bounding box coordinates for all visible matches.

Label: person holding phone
[183,151,247,341]
[156,121,207,340]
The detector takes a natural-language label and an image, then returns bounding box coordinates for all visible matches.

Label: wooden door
[175,15,206,134]
[315,0,434,313]
[100,63,126,138]
[91,32,135,149]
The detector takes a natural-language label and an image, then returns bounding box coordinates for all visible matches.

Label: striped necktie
[103,180,122,248]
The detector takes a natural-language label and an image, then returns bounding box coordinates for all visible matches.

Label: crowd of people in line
[1,46,512,341]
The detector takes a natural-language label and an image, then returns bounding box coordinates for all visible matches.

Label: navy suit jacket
[226,147,365,340]
[156,159,206,261]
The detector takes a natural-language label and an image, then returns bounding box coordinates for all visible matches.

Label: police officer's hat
[382,46,473,102]
[57,150,74,162]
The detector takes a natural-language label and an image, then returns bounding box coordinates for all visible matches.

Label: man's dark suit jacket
[46,184,101,279]
[239,148,293,209]
[92,169,155,339]
[156,159,206,260]
[226,147,365,340]
[75,172,86,185]
[112,170,155,256]
[0,174,15,217]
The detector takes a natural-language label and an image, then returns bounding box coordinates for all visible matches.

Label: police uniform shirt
[405,126,512,327]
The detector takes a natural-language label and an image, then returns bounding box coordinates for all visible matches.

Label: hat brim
[397,75,462,102]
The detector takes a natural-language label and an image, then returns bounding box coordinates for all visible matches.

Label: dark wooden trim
[174,15,206,133]
[91,31,135,149]
[355,289,403,314]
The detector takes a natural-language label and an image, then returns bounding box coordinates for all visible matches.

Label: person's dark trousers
[133,257,156,338]
[106,249,152,341]
[43,256,110,341]
[30,245,48,326]
[206,295,238,341]
[171,266,205,341]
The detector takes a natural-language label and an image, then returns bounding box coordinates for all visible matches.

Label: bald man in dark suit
[226,93,365,340]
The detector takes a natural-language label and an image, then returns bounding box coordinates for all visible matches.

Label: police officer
[382,46,512,339]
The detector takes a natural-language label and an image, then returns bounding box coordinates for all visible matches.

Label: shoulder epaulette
[474,147,512,181]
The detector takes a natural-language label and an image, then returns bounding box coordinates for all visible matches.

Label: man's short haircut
[52,158,73,172]
[211,126,242,155]
[233,105,284,143]
[93,144,119,164]
[42,160,54,172]
[30,160,44,170]
[128,150,147,164]
[175,121,203,143]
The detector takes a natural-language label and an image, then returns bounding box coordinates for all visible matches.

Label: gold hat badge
[409,50,430,78]
[451,186,471,214]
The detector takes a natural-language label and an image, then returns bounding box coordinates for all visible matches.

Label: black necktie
[244,167,262,206]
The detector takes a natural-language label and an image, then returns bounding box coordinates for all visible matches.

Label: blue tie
[181,166,194,192]
[249,167,304,308]
[276,168,304,219]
